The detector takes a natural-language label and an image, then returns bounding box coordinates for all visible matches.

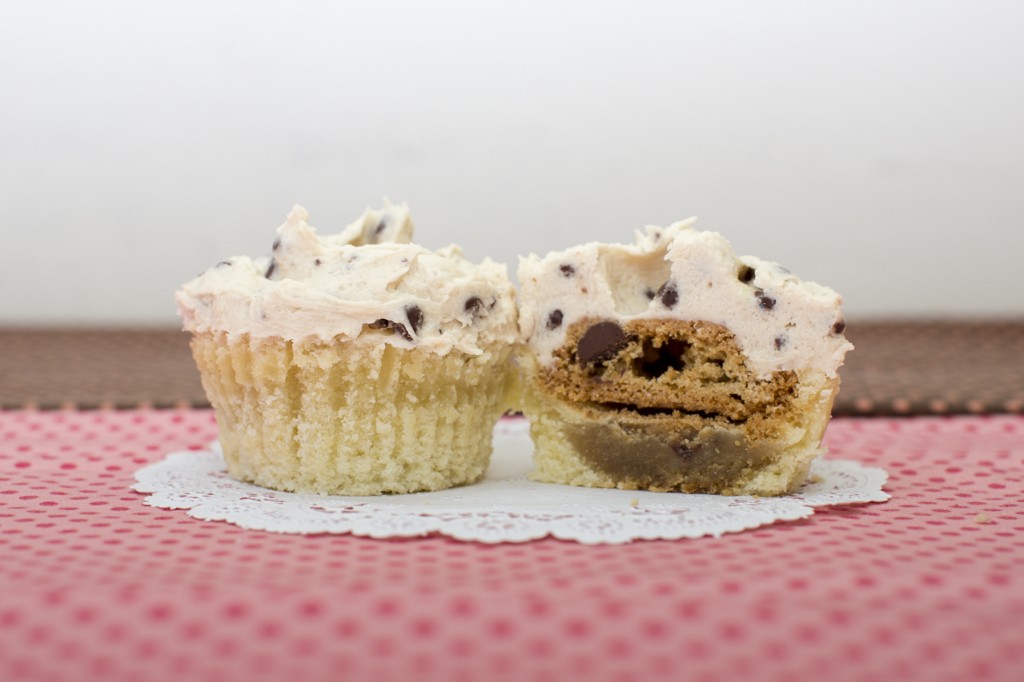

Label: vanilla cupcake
[517,220,852,496]
[176,203,517,495]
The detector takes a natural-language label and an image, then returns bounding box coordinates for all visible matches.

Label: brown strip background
[1,321,1022,415]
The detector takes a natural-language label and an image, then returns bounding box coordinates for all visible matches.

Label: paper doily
[132,420,889,544]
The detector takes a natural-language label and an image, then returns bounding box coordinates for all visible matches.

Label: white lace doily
[132,420,889,544]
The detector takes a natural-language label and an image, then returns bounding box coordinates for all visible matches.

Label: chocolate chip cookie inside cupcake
[517,220,852,496]
[176,203,518,495]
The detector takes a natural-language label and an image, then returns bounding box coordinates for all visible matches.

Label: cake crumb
[629,498,639,508]
[805,474,824,485]
[975,513,993,524]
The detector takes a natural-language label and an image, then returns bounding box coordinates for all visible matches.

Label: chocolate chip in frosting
[373,217,389,238]
[738,265,756,283]
[577,321,628,364]
[272,238,281,251]
[774,335,787,350]
[264,260,276,279]
[370,318,413,342]
[464,297,484,318]
[547,309,563,330]
[405,305,424,335]
[755,290,776,310]
[832,319,847,334]
[216,260,232,267]
[644,288,656,300]
[656,281,679,309]
[559,264,576,277]
[314,258,322,266]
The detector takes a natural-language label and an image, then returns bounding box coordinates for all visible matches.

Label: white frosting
[177,204,517,356]
[518,219,852,379]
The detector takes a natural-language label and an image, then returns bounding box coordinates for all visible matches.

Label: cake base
[190,332,513,495]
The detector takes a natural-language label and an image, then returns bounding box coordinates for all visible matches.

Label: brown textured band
[0,327,204,410]
[833,320,1024,416]
[0,321,1022,414]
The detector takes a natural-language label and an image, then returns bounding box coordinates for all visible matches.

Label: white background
[2,1,1022,323]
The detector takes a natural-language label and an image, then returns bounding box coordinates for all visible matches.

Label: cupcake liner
[190,332,513,495]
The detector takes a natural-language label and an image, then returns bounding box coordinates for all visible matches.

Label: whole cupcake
[176,203,518,495]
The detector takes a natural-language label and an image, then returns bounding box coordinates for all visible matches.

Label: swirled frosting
[518,219,852,379]
[176,204,517,356]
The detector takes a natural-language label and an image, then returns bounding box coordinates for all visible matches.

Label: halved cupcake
[517,220,852,496]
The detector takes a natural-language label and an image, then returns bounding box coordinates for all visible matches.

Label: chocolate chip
[216,260,232,267]
[272,238,281,251]
[394,323,413,342]
[314,258,322,266]
[405,305,423,335]
[755,290,776,310]
[559,264,575,277]
[547,309,563,330]
[370,318,413,342]
[832,319,847,334]
[374,217,389,236]
[656,281,678,309]
[577,321,628,364]
[644,288,656,300]
[464,297,484,317]
[774,335,787,350]
[264,260,276,279]
[738,265,755,283]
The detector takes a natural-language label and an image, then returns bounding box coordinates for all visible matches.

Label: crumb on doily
[805,474,824,485]
[975,513,993,524]
[629,498,639,508]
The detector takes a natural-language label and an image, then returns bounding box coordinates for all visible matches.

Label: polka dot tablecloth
[1,411,1022,682]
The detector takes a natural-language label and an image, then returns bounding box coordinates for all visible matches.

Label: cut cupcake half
[517,219,853,496]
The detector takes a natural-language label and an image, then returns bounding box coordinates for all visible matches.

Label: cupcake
[176,203,518,495]
[517,219,853,496]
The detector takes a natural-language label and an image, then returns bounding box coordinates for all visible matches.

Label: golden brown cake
[517,220,852,496]
[176,203,517,495]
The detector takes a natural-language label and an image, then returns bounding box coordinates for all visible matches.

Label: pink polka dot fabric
[1,410,1022,682]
